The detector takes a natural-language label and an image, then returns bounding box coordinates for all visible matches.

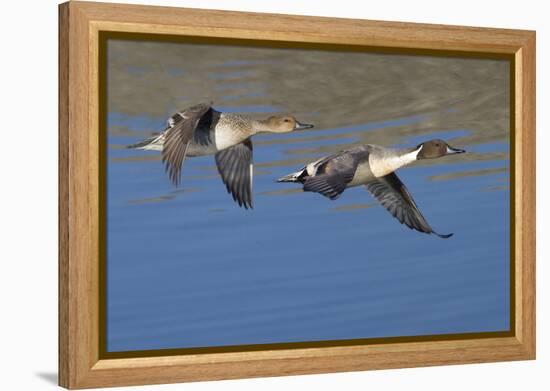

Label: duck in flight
[278,139,465,238]
[128,102,314,209]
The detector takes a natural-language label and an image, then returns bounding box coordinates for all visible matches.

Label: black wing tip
[236,199,254,210]
[238,201,253,210]
[161,155,183,187]
[165,168,181,187]
[223,183,253,210]
[168,175,180,187]
[404,223,454,239]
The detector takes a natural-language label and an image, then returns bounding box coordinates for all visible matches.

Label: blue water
[105,38,510,352]
[106,115,510,352]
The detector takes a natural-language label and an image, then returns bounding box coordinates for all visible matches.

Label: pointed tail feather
[277,169,306,183]
[127,133,164,150]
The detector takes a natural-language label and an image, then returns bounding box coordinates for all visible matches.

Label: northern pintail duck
[278,139,465,238]
[128,102,313,209]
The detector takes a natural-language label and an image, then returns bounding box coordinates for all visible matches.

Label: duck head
[416,139,465,159]
[259,115,314,133]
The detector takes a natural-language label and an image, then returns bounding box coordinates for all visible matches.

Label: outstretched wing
[215,139,254,209]
[302,148,367,200]
[303,171,355,200]
[365,172,453,238]
[162,103,213,186]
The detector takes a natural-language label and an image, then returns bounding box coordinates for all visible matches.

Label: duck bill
[294,121,314,130]
[446,145,466,155]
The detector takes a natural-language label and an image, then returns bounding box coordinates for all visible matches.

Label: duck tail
[127,133,164,150]
[277,168,307,183]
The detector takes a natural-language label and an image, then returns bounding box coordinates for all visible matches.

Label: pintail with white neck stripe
[127,102,313,209]
[277,139,465,238]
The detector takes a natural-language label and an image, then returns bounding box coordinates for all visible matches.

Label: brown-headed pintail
[278,139,465,238]
[128,102,314,209]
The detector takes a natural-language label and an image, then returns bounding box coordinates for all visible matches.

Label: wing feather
[365,173,453,238]
[161,103,213,186]
[215,139,254,209]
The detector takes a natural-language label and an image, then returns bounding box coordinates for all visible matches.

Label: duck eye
[283,118,290,122]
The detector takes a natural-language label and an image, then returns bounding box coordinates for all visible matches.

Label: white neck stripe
[369,145,422,178]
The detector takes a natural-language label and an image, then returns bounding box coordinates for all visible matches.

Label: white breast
[349,161,375,186]
[214,115,248,151]
[214,123,236,150]
[368,146,422,178]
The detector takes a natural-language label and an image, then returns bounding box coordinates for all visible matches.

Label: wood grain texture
[58,1,536,389]
[517,34,536,356]
[58,3,70,387]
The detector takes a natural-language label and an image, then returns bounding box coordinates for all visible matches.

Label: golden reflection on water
[107,39,510,206]
[429,167,508,182]
[259,188,304,197]
[105,41,512,350]
[330,203,376,212]
[127,187,203,205]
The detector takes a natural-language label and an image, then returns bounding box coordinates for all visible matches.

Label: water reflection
[330,203,375,212]
[128,187,203,205]
[429,167,508,182]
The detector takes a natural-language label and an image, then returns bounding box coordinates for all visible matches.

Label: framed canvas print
[58,1,536,389]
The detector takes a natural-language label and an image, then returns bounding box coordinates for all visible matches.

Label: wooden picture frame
[59,1,536,389]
